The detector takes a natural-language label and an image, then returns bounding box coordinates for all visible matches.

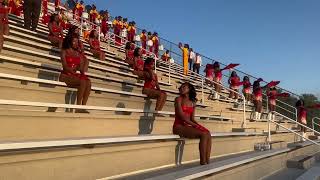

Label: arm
[174,97,198,127]
[155,74,161,90]
[60,50,73,73]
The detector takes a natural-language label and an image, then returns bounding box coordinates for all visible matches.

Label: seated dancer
[89,29,106,61]
[59,35,91,113]
[125,42,134,67]
[228,71,240,100]
[0,0,9,52]
[132,47,145,79]
[161,50,170,62]
[173,82,211,165]
[67,25,89,73]
[142,57,167,111]
[48,14,63,49]
[242,76,252,103]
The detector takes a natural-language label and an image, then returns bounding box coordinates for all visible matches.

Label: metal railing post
[312,117,320,136]
[201,78,204,105]
[168,62,171,84]
[154,57,157,73]
[98,26,101,41]
[242,96,246,128]
[80,17,83,35]
[268,119,271,142]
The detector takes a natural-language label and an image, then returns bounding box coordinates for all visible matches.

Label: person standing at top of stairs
[23,0,41,31]
[179,43,189,76]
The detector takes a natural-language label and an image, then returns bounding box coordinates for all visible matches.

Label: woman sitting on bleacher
[132,47,144,78]
[125,42,134,67]
[142,58,167,111]
[67,25,89,73]
[48,14,63,49]
[59,34,91,113]
[89,29,106,61]
[173,82,211,165]
[0,0,9,52]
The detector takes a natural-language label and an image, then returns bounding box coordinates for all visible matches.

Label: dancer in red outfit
[67,25,89,73]
[252,78,266,120]
[228,71,240,100]
[242,76,252,103]
[48,14,63,49]
[267,84,289,120]
[54,0,60,9]
[9,0,22,16]
[0,0,9,52]
[101,14,109,39]
[89,30,105,61]
[41,0,50,25]
[173,82,211,165]
[212,62,239,99]
[59,35,91,112]
[132,47,144,79]
[142,58,167,111]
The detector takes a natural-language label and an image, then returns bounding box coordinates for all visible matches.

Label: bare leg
[173,125,209,165]
[158,91,167,111]
[82,79,91,105]
[206,133,212,164]
[142,88,165,111]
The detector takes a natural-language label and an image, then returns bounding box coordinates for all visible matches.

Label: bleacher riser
[0,132,301,180]
[0,109,291,141]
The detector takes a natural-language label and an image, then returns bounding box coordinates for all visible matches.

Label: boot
[272,114,276,120]
[301,132,306,142]
[253,112,258,120]
[214,92,218,99]
[257,112,262,120]
[267,112,272,120]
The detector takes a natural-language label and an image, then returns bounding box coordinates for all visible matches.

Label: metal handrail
[267,117,320,146]
[312,117,320,135]
[273,111,320,136]
[199,77,246,128]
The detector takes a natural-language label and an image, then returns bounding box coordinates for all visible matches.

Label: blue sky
[81,0,320,95]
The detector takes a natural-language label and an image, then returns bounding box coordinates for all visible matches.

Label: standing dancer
[242,76,252,103]
[0,0,9,52]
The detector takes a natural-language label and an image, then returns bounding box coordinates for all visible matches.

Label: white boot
[214,92,218,99]
[258,112,262,120]
[301,132,306,142]
[253,112,258,120]
[272,114,275,120]
[267,113,272,120]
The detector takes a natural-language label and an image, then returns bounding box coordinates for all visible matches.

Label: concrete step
[287,155,316,169]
